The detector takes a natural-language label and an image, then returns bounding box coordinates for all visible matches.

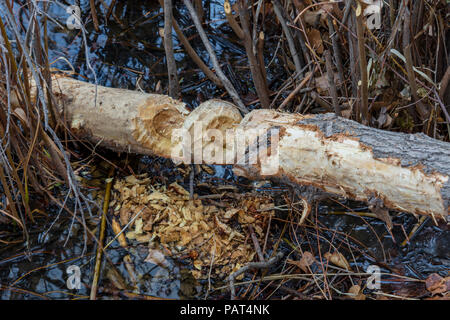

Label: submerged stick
[229,252,284,299]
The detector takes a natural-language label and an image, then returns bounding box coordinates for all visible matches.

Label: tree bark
[23,76,450,221]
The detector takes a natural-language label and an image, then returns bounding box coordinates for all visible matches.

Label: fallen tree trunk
[21,76,450,221]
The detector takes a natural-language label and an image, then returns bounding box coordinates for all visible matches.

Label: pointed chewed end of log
[132,96,190,158]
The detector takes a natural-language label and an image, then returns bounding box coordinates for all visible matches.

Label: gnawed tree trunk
[21,76,450,221]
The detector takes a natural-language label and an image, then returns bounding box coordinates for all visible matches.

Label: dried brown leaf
[324,251,351,271]
[426,273,449,295]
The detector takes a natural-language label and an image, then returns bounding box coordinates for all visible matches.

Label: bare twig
[158,0,222,86]
[278,71,312,111]
[90,168,114,300]
[229,252,283,299]
[403,7,429,122]
[224,0,244,39]
[163,0,180,98]
[325,50,341,116]
[89,0,100,32]
[183,0,249,114]
[252,0,264,54]
[327,16,345,87]
[189,164,195,200]
[257,31,268,90]
[355,2,369,122]
[272,0,303,77]
[238,0,270,109]
[339,0,353,32]
[248,225,264,262]
[105,0,116,20]
[98,0,125,28]
[194,0,204,23]
[347,8,359,114]
[401,216,428,247]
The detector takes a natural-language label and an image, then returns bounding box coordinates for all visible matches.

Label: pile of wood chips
[111,174,275,280]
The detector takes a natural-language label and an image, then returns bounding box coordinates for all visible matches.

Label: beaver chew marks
[133,98,188,158]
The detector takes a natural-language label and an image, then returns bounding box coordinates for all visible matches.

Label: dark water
[1,0,272,106]
[0,0,448,299]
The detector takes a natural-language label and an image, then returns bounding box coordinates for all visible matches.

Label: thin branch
[325,50,341,116]
[278,70,312,111]
[229,252,284,300]
[347,6,359,115]
[272,0,303,77]
[182,0,249,114]
[224,0,244,39]
[403,7,429,121]
[339,0,353,32]
[89,0,100,32]
[238,0,270,109]
[355,2,369,123]
[257,31,268,89]
[327,15,345,87]
[159,0,222,86]
[163,0,180,98]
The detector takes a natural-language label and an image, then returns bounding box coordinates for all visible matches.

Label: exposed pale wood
[23,76,450,221]
[235,110,449,222]
[48,76,190,158]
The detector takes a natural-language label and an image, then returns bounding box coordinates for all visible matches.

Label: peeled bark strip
[27,76,449,221]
